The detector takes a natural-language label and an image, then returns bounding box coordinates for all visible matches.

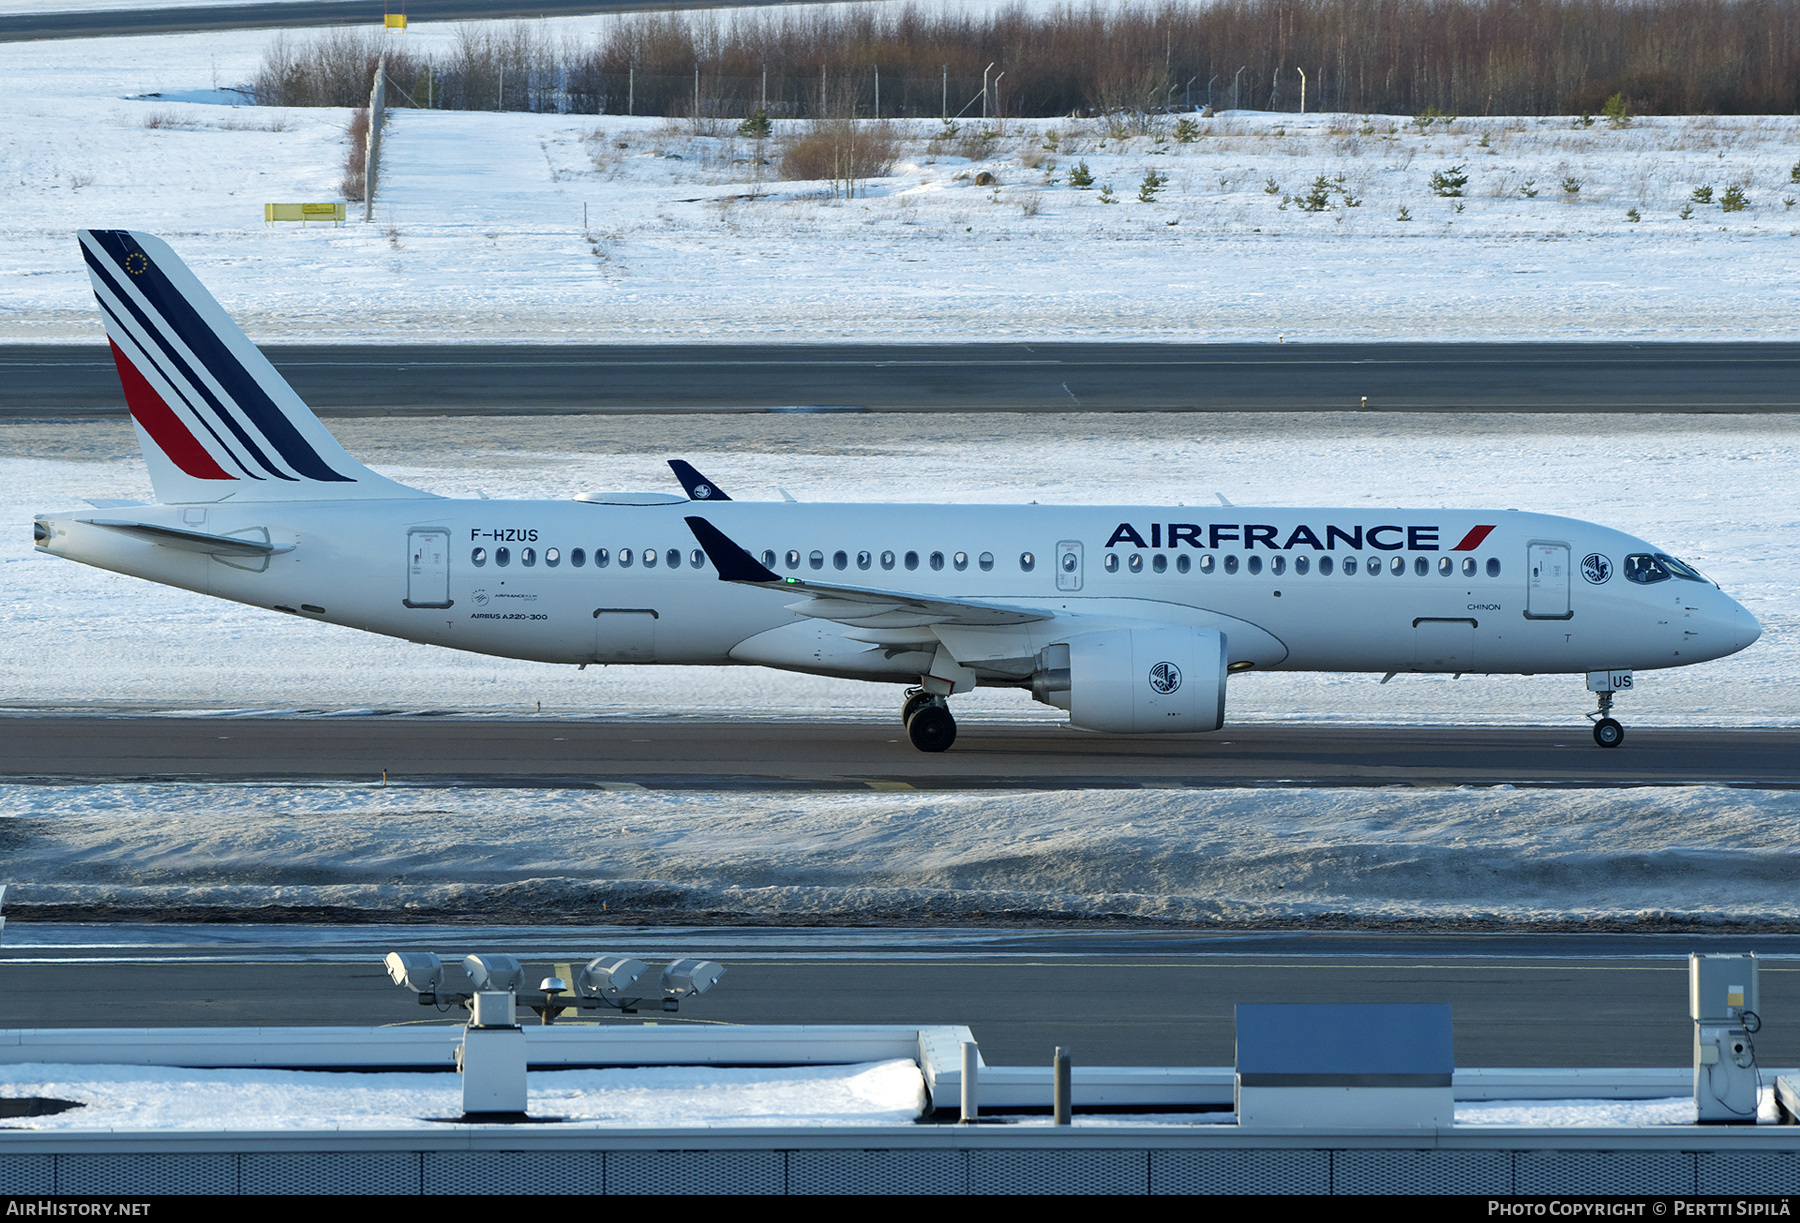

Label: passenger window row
[470,546,707,570]
[467,543,1504,581]
[758,549,1037,574]
[1104,552,1502,578]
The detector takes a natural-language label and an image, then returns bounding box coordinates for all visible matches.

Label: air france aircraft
[33,231,1762,751]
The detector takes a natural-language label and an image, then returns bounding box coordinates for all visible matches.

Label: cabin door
[404,528,452,608]
[1526,542,1572,619]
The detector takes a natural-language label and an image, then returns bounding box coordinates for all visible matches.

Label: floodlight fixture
[576,955,648,1003]
[661,958,726,999]
[384,950,444,994]
[462,953,524,993]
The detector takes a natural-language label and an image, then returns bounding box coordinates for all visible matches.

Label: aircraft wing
[668,459,731,501]
[685,516,1050,629]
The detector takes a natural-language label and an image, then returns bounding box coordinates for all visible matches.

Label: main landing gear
[902,685,957,753]
[1586,670,1632,749]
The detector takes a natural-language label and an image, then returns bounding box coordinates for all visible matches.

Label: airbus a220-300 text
[32,231,1762,751]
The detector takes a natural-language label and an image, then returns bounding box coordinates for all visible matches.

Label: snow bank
[0,1058,928,1129]
[5,782,1800,925]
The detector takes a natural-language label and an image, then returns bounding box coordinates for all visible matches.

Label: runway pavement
[0,1,783,43]
[2,716,1797,788]
[3,925,1794,1068]
[7,342,1800,415]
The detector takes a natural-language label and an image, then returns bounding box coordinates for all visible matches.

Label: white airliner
[33,230,1762,751]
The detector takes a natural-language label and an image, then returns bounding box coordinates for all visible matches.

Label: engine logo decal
[1148,661,1182,694]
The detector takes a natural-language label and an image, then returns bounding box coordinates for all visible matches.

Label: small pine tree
[1602,92,1630,128]
[1679,202,1694,220]
[736,109,771,139]
[1299,174,1332,212]
[1429,165,1468,197]
[1721,184,1748,212]
[1137,169,1167,202]
[1625,207,1641,222]
[1068,160,1094,189]
[1561,176,1582,196]
[1791,161,1800,184]
[1263,177,1281,195]
[1097,183,1117,204]
[1396,205,1412,221]
[1520,179,1539,198]
[1692,184,1714,204]
[1174,117,1201,143]
[1571,112,1595,129]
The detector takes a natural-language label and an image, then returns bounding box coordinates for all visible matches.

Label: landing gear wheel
[901,687,933,725]
[907,704,957,753]
[1593,717,1624,748]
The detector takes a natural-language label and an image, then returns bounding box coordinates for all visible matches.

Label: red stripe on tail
[1450,525,1496,551]
[108,339,235,481]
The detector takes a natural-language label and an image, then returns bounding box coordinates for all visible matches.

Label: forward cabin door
[404,528,452,608]
[1526,542,1571,619]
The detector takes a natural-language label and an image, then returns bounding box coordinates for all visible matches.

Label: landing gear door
[1056,540,1083,592]
[1526,541,1571,619]
[404,528,452,608]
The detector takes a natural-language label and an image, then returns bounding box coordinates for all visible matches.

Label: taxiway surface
[3,717,1796,788]
[7,342,1800,415]
[4,926,1796,1068]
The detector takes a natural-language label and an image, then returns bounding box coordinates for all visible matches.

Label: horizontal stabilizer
[78,518,293,557]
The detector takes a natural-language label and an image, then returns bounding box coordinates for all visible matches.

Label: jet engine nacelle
[1049,627,1227,734]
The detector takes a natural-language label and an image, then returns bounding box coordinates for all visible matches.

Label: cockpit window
[1626,553,1709,585]
[1658,553,1709,583]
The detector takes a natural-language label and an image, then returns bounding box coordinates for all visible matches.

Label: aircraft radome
[33,231,1763,752]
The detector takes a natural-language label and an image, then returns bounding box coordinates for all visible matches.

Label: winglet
[685,516,782,583]
[668,460,731,501]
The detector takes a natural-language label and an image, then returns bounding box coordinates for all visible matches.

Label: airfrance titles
[1104,522,1497,553]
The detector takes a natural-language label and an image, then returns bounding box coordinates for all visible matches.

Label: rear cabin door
[1526,542,1571,619]
[404,528,452,608]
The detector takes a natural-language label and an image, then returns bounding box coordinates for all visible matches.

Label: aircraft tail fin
[78,229,429,504]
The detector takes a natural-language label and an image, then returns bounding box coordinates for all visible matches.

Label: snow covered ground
[6,410,1794,726]
[0,1059,1778,1128]
[2,12,1798,343]
[6,781,1800,925]
[0,1058,929,1129]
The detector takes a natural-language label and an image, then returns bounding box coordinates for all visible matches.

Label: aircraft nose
[1731,602,1762,652]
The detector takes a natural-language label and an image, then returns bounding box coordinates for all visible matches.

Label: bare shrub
[140,108,180,129]
[340,107,368,201]
[779,120,898,196]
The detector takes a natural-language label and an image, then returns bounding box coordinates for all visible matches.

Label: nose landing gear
[901,685,957,753]
[1585,670,1632,748]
